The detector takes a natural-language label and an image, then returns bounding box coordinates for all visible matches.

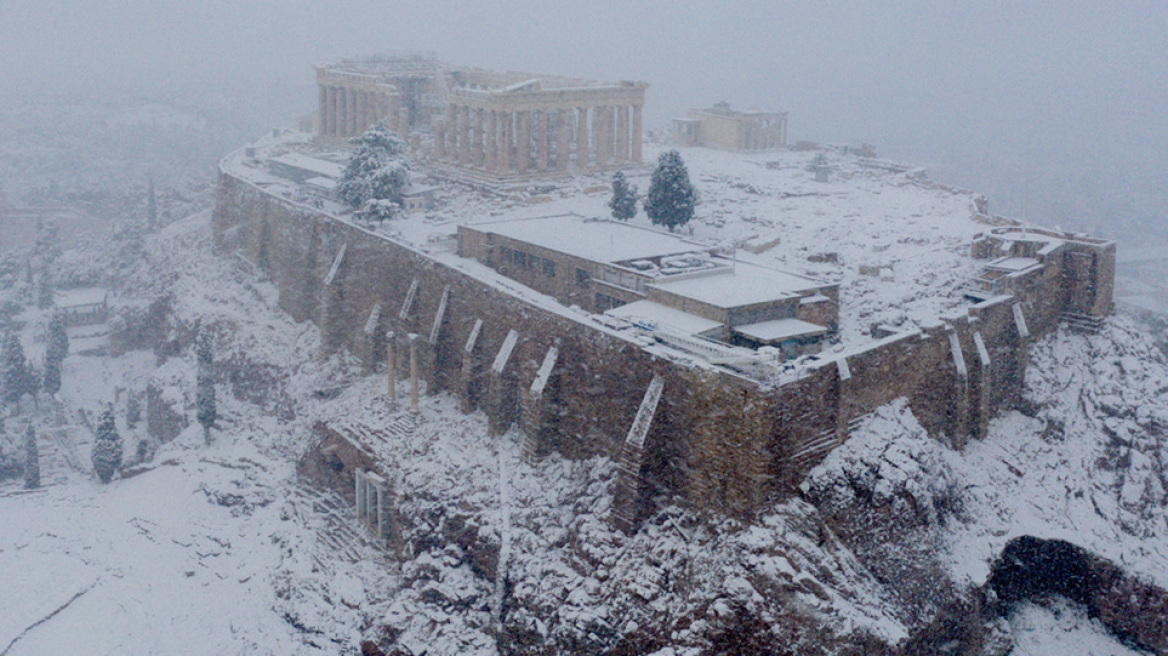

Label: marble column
[409,334,419,415]
[337,88,347,137]
[472,108,485,169]
[631,104,643,163]
[348,89,358,136]
[516,110,530,174]
[446,104,457,161]
[557,109,570,170]
[535,110,549,171]
[576,107,589,167]
[486,110,498,173]
[387,331,397,405]
[435,118,446,159]
[616,105,629,164]
[398,107,409,137]
[458,106,471,166]
[318,85,328,136]
[327,87,338,137]
[594,106,609,166]
[499,111,512,173]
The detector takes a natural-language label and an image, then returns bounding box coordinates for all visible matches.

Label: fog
[2,0,1166,242]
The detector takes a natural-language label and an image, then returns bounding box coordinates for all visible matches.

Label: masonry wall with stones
[213,164,1113,524]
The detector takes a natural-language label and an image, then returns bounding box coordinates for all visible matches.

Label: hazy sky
[3,1,1166,236]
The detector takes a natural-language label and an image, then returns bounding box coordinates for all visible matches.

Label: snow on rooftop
[604,300,723,336]
[649,259,817,308]
[269,153,345,179]
[54,287,107,307]
[733,318,828,343]
[473,215,708,264]
[985,256,1041,272]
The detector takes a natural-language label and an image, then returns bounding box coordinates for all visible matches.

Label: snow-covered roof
[733,318,828,343]
[604,300,723,336]
[473,215,708,264]
[304,176,337,190]
[269,153,344,179]
[55,287,107,308]
[985,256,1041,272]
[649,260,820,308]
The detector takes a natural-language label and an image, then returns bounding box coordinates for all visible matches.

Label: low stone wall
[212,164,1093,523]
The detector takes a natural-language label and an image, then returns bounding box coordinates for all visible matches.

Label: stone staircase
[788,427,841,472]
[1061,311,1106,334]
[286,483,386,572]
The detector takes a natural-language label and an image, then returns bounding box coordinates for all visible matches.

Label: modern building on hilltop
[457,216,838,357]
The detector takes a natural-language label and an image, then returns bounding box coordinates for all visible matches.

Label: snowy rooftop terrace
[223,131,1011,357]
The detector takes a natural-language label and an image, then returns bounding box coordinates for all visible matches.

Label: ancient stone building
[314,54,648,181]
[673,101,788,151]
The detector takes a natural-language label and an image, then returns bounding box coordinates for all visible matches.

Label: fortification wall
[213,163,1100,524]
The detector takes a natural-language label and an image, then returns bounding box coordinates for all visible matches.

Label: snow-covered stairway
[287,483,386,570]
[789,427,841,472]
[1061,311,1106,334]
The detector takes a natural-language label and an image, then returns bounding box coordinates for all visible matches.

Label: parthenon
[314,53,648,180]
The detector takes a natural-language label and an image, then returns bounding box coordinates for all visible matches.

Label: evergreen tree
[335,119,410,224]
[608,171,638,221]
[126,392,141,427]
[42,313,68,397]
[35,272,53,310]
[196,330,216,445]
[1,331,32,407]
[91,403,122,483]
[644,150,697,232]
[23,424,39,489]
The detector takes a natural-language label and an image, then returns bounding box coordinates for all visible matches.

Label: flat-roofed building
[457,215,836,355]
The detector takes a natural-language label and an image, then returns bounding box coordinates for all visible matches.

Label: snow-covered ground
[2,143,1162,653]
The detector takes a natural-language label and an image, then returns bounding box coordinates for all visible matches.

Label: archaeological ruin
[673,101,788,151]
[315,53,648,182]
[214,57,1116,536]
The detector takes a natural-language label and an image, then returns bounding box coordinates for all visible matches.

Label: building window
[514,250,527,268]
[595,293,626,312]
[576,268,591,287]
[542,258,556,277]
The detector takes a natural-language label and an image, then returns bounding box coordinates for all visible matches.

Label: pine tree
[91,403,122,483]
[1,331,32,407]
[42,313,69,397]
[196,330,216,445]
[35,272,54,310]
[644,150,697,232]
[23,424,39,489]
[608,171,638,221]
[335,119,410,224]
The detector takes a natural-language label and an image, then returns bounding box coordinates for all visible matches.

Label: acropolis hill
[211,54,1115,532]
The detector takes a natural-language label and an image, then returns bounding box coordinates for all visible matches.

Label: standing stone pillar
[337,88,348,137]
[386,331,397,406]
[631,104,643,163]
[516,110,530,174]
[575,107,589,167]
[435,118,447,160]
[327,87,338,137]
[592,106,605,166]
[616,105,630,164]
[486,110,498,173]
[318,85,328,136]
[557,110,571,170]
[409,334,420,416]
[349,89,359,137]
[472,108,485,169]
[459,106,471,166]
[499,111,512,173]
[446,104,458,162]
[536,110,549,171]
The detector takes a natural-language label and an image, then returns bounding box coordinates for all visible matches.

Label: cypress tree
[1,331,31,407]
[196,330,216,445]
[608,171,638,221]
[644,150,697,232]
[23,424,39,489]
[42,313,69,397]
[91,403,122,483]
